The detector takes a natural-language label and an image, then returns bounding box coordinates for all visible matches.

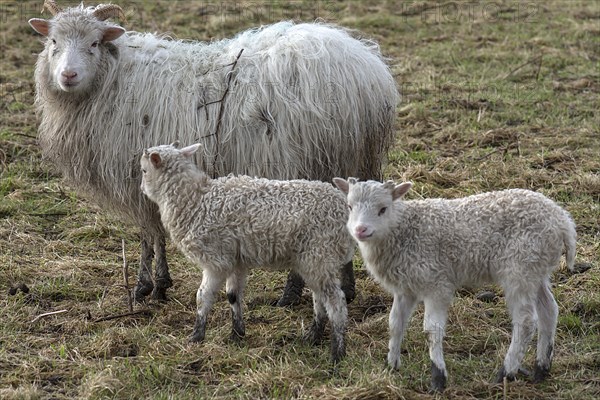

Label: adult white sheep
[140,142,354,363]
[333,178,576,392]
[28,0,399,304]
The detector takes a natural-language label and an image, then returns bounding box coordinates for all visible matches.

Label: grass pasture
[1,0,599,399]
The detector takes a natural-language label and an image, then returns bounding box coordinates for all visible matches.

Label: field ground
[0,0,598,399]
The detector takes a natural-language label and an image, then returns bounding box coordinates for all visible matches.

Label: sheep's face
[29,12,125,94]
[140,143,202,203]
[334,178,411,243]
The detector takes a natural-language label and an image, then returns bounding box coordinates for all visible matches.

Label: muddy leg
[152,234,172,301]
[340,261,356,304]
[134,234,154,302]
[276,271,305,307]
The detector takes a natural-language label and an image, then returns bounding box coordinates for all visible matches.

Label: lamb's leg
[152,234,172,301]
[533,279,558,383]
[340,261,356,304]
[134,234,154,302]
[304,291,327,346]
[387,292,417,370]
[496,289,536,383]
[423,297,451,393]
[276,271,304,307]
[190,269,225,343]
[226,269,247,342]
[322,283,348,364]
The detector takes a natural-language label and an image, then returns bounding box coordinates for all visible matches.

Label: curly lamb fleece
[141,143,355,363]
[333,178,577,392]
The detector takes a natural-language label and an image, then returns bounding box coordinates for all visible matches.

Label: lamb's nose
[355,225,367,234]
[61,70,77,79]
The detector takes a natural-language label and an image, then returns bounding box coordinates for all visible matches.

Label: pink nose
[61,70,77,79]
[355,226,368,235]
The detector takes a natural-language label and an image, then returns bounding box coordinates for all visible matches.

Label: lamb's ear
[150,152,162,168]
[102,26,125,42]
[180,143,201,158]
[392,182,412,201]
[29,19,50,36]
[333,177,349,194]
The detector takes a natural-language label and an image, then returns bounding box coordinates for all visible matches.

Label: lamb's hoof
[134,282,154,303]
[331,348,346,365]
[229,330,245,344]
[533,364,550,383]
[495,366,516,384]
[429,362,447,393]
[151,286,169,302]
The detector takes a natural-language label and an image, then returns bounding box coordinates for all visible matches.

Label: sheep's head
[29,1,126,94]
[333,178,412,242]
[140,143,202,202]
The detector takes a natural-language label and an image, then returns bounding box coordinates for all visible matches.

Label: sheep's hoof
[429,362,447,393]
[133,282,154,303]
[495,366,516,384]
[229,329,245,344]
[151,287,168,302]
[189,332,204,343]
[304,321,326,346]
[532,364,550,383]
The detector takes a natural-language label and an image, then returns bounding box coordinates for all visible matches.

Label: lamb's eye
[51,39,56,45]
[378,207,387,216]
[91,41,99,48]
[347,204,352,210]
[141,169,147,174]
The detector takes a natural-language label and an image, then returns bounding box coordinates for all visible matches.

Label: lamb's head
[333,178,412,242]
[140,142,202,203]
[29,1,126,94]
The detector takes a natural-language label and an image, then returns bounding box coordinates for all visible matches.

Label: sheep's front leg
[423,297,451,393]
[134,234,154,302]
[190,270,225,343]
[152,234,172,301]
[226,269,247,342]
[387,292,417,370]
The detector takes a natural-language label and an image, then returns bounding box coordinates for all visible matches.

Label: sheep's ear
[150,152,162,168]
[333,177,349,194]
[102,26,125,42]
[29,18,50,36]
[180,143,201,158]
[392,182,412,201]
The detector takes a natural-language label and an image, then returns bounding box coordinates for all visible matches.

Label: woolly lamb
[28,1,399,304]
[140,143,354,363]
[333,178,576,392]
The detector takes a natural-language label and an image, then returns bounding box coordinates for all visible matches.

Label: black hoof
[151,286,169,302]
[533,364,550,383]
[189,332,204,343]
[495,366,516,384]
[277,272,304,307]
[430,362,447,393]
[134,282,154,302]
[341,285,356,304]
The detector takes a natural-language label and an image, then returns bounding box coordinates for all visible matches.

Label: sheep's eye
[378,207,387,216]
[141,169,147,174]
[91,41,99,48]
[51,39,56,45]
[347,204,352,210]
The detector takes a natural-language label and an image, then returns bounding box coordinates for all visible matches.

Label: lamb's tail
[563,218,577,272]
